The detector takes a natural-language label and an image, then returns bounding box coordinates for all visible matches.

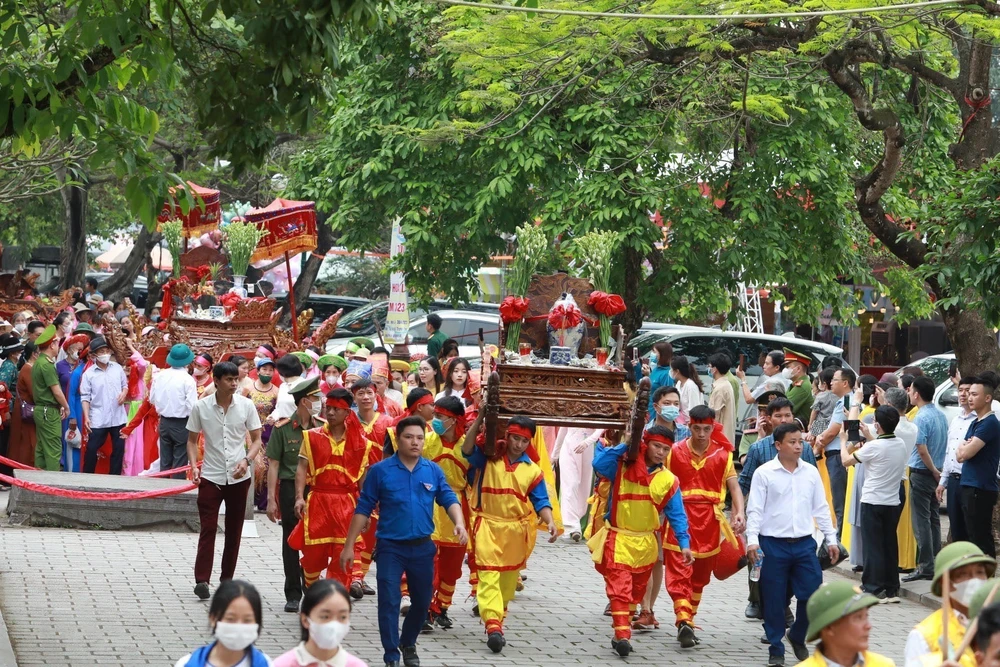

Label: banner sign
[384,217,409,344]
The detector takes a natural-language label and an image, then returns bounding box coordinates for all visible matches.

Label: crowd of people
[7,298,1000,667]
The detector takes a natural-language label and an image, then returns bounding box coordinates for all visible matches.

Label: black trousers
[860,484,904,596]
[947,475,969,543]
[158,416,190,479]
[961,486,999,558]
[83,425,125,475]
[279,479,305,603]
[0,424,11,479]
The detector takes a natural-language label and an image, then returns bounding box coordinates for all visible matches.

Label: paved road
[1,501,929,666]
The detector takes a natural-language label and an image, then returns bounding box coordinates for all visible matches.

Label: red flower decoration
[548,303,581,330]
[499,296,531,324]
[588,291,627,317]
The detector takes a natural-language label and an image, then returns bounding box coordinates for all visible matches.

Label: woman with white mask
[274,579,367,667]
[175,580,272,667]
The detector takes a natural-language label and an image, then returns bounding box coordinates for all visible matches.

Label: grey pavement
[1,490,932,667]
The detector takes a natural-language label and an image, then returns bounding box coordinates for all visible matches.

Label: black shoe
[194,582,210,600]
[604,601,613,617]
[767,655,785,667]
[434,610,454,629]
[902,571,932,583]
[760,633,769,644]
[784,606,794,628]
[873,590,888,600]
[472,603,479,617]
[401,646,420,667]
[385,662,400,667]
[350,581,365,600]
[786,631,809,661]
[852,565,864,573]
[283,600,300,613]
[677,623,697,648]
[745,601,761,619]
[487,631,506,653]
[420,619,434,634]
[611,638,633,657]
[362,581,376,596]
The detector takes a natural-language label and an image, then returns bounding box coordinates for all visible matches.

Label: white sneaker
[400,595,411,615]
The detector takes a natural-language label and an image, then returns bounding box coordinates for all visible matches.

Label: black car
[270,293,371,326]
[334,299,500,339]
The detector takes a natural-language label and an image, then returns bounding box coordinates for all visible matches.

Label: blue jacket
[185,642,270,667]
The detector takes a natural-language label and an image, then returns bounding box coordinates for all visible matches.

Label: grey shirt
[80,361,128,428]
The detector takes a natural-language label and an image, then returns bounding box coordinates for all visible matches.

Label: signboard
[384,217,409,344]
[208,306,226,320]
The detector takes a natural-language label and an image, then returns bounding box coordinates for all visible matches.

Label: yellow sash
[587,521,651,565]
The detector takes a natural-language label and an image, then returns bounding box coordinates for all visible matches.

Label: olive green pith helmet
[805,581,880,642]
[931,541,997,597]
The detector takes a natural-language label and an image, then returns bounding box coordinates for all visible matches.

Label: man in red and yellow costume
[664,404,746,648]
[349,377,392,597]
[424,395,471,630]
[292,387,377,589]
[464,411,558,654]
[590,426,693,657]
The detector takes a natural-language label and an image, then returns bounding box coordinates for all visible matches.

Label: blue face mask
[431,418,447,435]
[660,405,680,422]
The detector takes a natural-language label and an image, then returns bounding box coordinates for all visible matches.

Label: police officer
[265,377,324,613]
[798,580,896,666]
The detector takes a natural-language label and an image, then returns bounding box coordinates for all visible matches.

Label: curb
[0,603,15,667]
[835,562,941,611]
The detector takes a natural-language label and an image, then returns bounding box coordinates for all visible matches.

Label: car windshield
[902,357,953,386]
[334,301,387,336]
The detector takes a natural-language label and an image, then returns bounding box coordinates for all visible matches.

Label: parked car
[893,353,1000,425]
[897,353,956,386]
[326,310,500,367]
[270,293,371,327]
[328,299,500,342]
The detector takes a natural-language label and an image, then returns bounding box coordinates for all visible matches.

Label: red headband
[644,432,673,446]
[407,394,434,414]
[195,355,211,368]
[256,346,274,360]
[434,405,465,420]
[506,424,534,440]
[326,397,352,409]
[689,416,715,425]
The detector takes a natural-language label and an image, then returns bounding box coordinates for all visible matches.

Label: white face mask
[951,577,986,607]
[193,367,207,377]
[61,323,73,334]
[309,619,350,650]
[68,351,79,361]
[214,621,259,651]
[326,373,340,386]
[781,367,794,380]
[96,353,111,365]
[308,399,321,418]
[13,323,25,334]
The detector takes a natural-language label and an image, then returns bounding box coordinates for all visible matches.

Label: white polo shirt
[187,393,262,485]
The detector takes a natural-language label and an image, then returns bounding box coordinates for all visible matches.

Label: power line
[433,0,971,21]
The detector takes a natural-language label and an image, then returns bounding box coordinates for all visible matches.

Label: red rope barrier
[0,472,196,501]
[0,454,200,478]
[0,454,35,471]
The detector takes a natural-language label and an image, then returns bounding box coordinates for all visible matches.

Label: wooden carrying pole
[285,251,299,344]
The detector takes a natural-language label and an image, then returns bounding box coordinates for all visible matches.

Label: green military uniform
[266,376,323,609]
[786,377,814,426]
[426,330,447,359]
[31,325,63,471]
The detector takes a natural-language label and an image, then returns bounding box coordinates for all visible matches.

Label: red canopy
[158,182,221,238]
[245,198,318,263]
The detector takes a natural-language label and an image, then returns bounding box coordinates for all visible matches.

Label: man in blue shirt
[903,375,949,582]
[810,367,856,538]
[342,416,468,667]
[738,396,817,621]
[958,377,1000,558]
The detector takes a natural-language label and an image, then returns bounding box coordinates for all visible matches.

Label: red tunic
[664,437,735,558]
[300,425,375,546]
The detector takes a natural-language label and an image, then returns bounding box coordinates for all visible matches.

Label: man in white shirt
[937,376,976,543]
[747,422,838,667]
[80,336,128,475]
[842,405,908,602]
[270,354,305,423]
[149,344,198,479]
[186,360,263,601]
[708,352,736,446]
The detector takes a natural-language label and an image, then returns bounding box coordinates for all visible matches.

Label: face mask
[781,367,794,380]
[431,418,447,435]
[61,323,73,334]
[309,619,350,650]
[258,374,273,384]
[660,405,680,422]
[96,353,111,365]
[213,621,259,651]
[68,351,79,361]
[308,400,321,418]
[951,577,986,607]
[13,323,25,334]
[193,367,207,377]
[326,373,340,386]
[649,354,658,365]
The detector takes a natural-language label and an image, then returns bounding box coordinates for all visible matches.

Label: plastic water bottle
[750,552,764,582]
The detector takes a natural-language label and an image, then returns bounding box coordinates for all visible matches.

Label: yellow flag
[532,428,564,535]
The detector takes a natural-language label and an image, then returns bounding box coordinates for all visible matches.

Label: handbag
[817,536,849,570]
[19,400,34,424]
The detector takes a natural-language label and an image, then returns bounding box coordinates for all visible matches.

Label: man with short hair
[937,376,977,543]
[149,344,198,479]
[343,416,467,667]
[957,378,1000,557]
[84,276,103,305]
[747,422,838,667]
[265,377,324,613]
[842,404,908,601]
[811,366,856,536]
[783,348,814,426]
[186,361,263,599]
[904,374,949,582]
[80,336,128,475]
[425,313,447,359]
[31,325,70,471]
[25,320,44,342]
[708,352,736,446]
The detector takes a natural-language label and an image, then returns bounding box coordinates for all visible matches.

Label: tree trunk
[145,256,163,317]
[941,306,1000,375]
[59,180,89,290]
[98,226,162,303]
[618,244,645,340]
[287,216,335,318]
